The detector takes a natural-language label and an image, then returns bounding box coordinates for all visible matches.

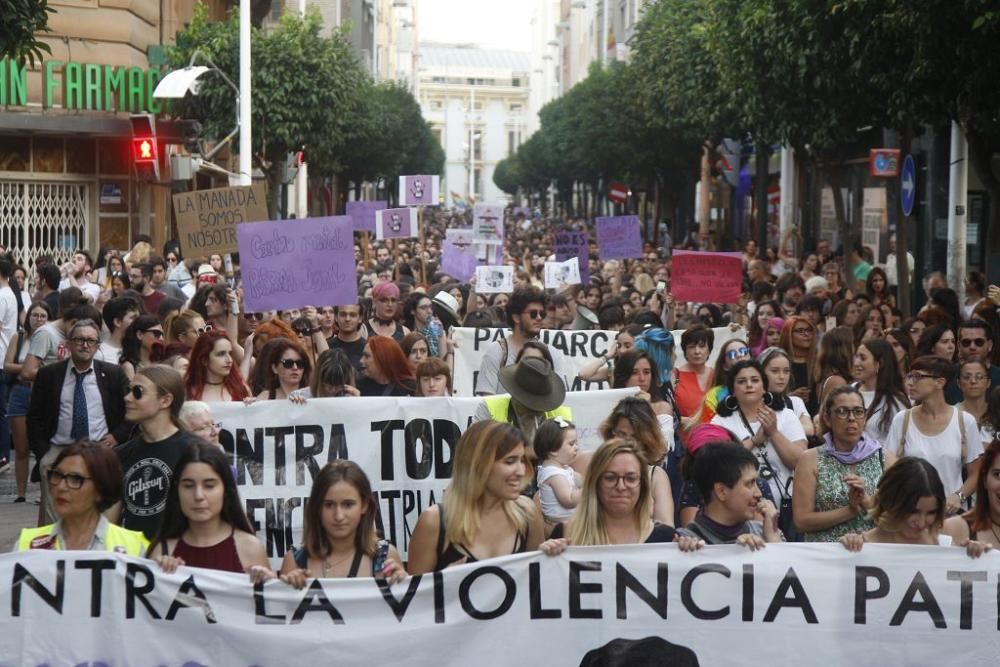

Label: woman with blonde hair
[164,309,208,347]
[408,420,544,573]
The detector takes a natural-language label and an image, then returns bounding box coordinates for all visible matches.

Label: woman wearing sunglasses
[692,338,751,426]
[792,386,885,543]
[256,338,311,400]
[16,441,148,554]
[164,309,208,347]
[120,315,164,380]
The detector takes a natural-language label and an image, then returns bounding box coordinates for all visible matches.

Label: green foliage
[0,0,53,65]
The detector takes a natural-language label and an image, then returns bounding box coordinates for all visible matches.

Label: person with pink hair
[751,316,785,357]
[363,282,408,342]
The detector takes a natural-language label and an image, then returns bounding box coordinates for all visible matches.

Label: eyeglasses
[960,338,987,348]
[142,329,164,339]
[245,313,264,322]
[831,406,867,421]
[167,256,178,263]
[186,327,208,336]
[47,469,91,489]
[70,337,99,347]
[905,372,940,383]
[600,472,641,488]
[293,328,315,337]
[961,373,987,383]
[726,347,750,360]
[280,358,307,369]
[525,309,546,320]
[129,385,147,400]
[793,327,814,336]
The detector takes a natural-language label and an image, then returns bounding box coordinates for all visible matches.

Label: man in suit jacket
[28,319,131,523]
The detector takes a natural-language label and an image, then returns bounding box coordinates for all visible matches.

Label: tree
[168,5,370,215]
[1,0,53,64]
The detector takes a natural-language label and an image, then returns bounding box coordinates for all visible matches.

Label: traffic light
[129,113,160,182]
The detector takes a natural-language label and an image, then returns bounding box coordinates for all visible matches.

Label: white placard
[475,265,514,293]
[544,257,581,289]
[472,203,505,244]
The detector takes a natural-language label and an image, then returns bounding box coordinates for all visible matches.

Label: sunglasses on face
[525,309,546,320]
[960,338,987,348]
[245,313,264,322]
[293,328,315,337]
[726,347,750,360]
[129,385,148,400]
[279,358,306,369]
[142,329,164,339]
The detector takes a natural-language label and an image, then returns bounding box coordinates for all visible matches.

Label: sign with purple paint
[595,215,644,259]
[398,175,440,207]
[376,207,418,240]
[238,216,355,312]
[441,238,479,281]
[345,200,386,233]
[554,229,590,283]
[472,203,505,244]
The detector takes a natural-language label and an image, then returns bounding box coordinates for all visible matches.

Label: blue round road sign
[901,154,916,217]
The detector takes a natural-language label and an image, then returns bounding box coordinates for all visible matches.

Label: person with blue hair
[633,327,675,394]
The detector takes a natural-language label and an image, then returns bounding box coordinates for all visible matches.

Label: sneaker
[13,496,25,503]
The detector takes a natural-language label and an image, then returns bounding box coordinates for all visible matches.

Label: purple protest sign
[376,208,418,240]
[345,200,386,233]
[398,175,440,207]
[441,238,479,281]
[595,215,643,259]
[238,216,355,312]
[554,229,590,284]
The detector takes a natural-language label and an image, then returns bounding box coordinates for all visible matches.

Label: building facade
[417,43,531,205]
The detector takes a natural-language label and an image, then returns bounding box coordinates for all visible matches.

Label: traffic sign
[608,182,629,204]
[901,154,916,217]
[869,149,900,177]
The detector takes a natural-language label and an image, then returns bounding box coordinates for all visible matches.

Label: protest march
[1,177,999,666]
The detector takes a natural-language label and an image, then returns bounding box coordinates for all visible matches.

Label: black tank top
[435,504,527,571]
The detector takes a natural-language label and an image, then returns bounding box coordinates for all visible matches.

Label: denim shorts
[7,383,31,417]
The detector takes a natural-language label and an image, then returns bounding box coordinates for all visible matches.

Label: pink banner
[671,250,744,304]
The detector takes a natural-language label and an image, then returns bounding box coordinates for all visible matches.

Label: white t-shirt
[711,407,806,501]
[0,286,18,360]
[59,278,101,303]
[537,464,579,522]
[96,340,121,364]
[789,396,810,422]
[859,389,905,445]
[884,407,983,494]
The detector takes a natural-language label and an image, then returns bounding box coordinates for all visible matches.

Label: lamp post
[238,0,252,185]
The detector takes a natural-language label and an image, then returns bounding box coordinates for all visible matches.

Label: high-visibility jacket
[483,394,573,424]
[17,522,149,556]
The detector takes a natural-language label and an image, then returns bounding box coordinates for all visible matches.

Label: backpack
[897,407,967,461]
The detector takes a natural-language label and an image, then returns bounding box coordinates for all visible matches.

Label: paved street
[0,464,41,552]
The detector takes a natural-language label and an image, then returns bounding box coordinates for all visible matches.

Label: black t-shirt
[356,375,415,397]
[328,336,365,372]
[116,429,201,539]
[550,522,676,543]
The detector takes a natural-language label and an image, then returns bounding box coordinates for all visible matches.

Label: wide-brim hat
[432,290,460,325]
[196,264,218,278]
[498,356,566,413]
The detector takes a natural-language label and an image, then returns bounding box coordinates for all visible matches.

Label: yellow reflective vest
[17,522,149,556]
[483,394,573,423]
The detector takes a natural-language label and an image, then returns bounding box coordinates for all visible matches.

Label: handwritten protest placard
[376,207,418,240]
[671,250,744,304]
[472,203,505,244]
[345,200,386,233]
[441,237,479,281]
[237,216,355,312]
[475,265,514,294]
[173,184,268,257]
[544,257,581,290]
[398,175,440,207]
[554,229,590,283]
[595,215,643,259]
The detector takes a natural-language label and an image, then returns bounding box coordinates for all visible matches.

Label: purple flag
[554,229,590,284]
[345,200,386,233]
[238,216,355,312]
[398,175,440,207]
[595,215,644,259]
[441,238,479,281]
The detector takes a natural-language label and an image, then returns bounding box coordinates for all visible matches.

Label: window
[431,100,442,109]
[473,133,482,161]
[510,103,523,112]
[473,168,482,198]
[508,130,516,156]
[512,78,521,87]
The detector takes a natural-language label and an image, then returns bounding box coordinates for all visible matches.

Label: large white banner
[4,546,997,664]
[452,326,746,396]
[213,390,635,563]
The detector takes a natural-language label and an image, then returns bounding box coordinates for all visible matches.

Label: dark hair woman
[256,337,311,400]
[865,267,894,308]
[811,326,855,415]
[120,314,163,380]
[915,323,957,362]
[280,460,405,586]
[852,338,909,443]
[149,442,273,579]
[884,326,915,377]
[840,456,990,558]
[674,324,715,419]
[961,439,1000,548]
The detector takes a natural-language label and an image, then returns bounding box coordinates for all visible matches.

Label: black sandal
[13,496,25,503]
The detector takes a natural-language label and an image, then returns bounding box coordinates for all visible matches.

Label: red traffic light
[132,137,157,163]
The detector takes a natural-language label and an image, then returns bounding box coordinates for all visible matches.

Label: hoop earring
[724,394,739,411]
[763,391,775,407]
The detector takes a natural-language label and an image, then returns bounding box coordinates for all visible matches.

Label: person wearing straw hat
[475,356,572,444]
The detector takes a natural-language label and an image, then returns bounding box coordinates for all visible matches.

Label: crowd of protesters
[9,208,1000,580]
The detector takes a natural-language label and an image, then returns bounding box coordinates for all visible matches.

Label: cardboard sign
[472,203,505,244]
[345,200,387,233]
[595,215,643,259]
[544,257,581,290]
[173,184,269,257]
[375,207,418,240]
[237,215,355,312]
[554,229,590,284]
[398,175,440,207]
[670,250,744,304]
[441,237,479,281]
[475,265,514,294]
